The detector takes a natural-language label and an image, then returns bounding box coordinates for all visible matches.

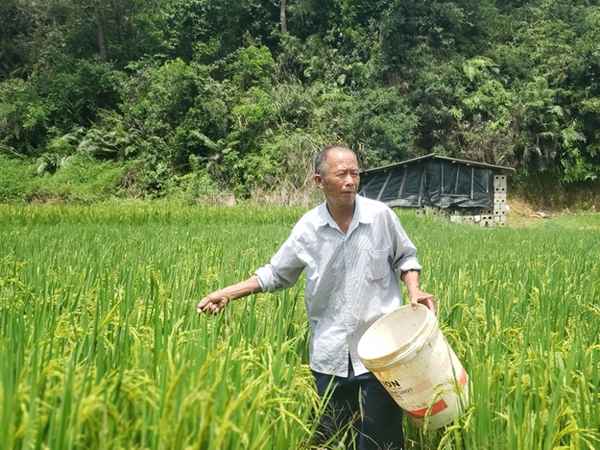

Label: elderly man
[197,145,434,449]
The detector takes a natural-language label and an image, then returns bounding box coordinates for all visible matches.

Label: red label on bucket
[407,399,448,418]
[406,368,468,418]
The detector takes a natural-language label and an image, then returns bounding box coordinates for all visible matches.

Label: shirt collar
[316,195,374,229]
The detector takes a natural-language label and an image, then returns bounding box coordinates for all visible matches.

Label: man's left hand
[409,290,437,314]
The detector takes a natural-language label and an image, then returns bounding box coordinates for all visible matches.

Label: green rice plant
[0,204,598,449]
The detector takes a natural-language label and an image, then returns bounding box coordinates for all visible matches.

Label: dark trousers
[312,359,404,450]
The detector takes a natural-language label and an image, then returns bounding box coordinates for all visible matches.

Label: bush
[217,45,276,90]
[0,153,130,202]
[32,58,122,131]
[342,87,418,166]
[0,78,50,154]
[78,112,140,160]
[29,154,130,201]
[0,155,37,200]
[121,58,230,173]
[177,154,221,202]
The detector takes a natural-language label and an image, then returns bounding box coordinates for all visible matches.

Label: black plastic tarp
[359,159,493,209]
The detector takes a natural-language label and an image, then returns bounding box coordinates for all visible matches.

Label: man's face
[314,149,360,208]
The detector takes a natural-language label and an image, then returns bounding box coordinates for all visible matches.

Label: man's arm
[197,227,305,315]
[401,270,436,313]
[383,208,436,313]
[197,276,262,314]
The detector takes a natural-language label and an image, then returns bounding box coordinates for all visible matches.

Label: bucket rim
[358,304,437,369]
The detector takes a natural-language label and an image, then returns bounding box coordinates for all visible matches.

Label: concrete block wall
[416,173,509,227]
[493,175,508,226]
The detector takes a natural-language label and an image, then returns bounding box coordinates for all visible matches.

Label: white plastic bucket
[357,304,469,429]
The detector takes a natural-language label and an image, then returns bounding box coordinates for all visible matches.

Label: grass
[0,154,130,203]
[0,203,598,449]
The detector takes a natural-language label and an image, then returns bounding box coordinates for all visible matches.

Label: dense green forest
[1,0,599,201]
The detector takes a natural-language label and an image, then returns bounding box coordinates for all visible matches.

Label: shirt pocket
[367,249,390,281]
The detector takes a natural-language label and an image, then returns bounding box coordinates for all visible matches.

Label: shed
[359,154,515,226]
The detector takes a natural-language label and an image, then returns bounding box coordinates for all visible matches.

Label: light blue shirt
[255,195,422,377]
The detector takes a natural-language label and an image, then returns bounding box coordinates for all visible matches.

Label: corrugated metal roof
[360,153,516,175]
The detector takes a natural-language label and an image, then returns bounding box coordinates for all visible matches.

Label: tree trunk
[280,0,287,34]
[94,6,107,60]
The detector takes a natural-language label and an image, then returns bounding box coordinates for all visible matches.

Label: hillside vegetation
[1,1,599,200]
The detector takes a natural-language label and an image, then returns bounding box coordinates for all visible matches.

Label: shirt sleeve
[386,209,422,274]
[255,234,305,292]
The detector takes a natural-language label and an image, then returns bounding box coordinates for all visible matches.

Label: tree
[280,0,287,33]
[0,0,35,79]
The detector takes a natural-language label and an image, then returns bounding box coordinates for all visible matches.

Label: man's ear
[313,173,322,189]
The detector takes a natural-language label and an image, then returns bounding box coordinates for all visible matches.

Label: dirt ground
[508,197,600,229]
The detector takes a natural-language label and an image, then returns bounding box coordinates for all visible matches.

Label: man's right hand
[195,276,262,315]
[197,293,230,314]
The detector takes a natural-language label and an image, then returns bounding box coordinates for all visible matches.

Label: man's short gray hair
[313,144,356,175]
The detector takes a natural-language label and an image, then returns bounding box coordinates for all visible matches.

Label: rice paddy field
[1,202,599,450]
